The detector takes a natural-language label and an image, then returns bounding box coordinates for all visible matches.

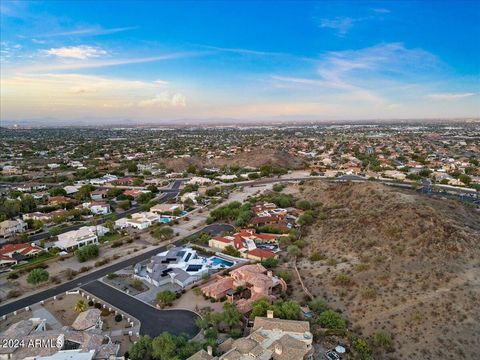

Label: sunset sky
[1,0,479,123]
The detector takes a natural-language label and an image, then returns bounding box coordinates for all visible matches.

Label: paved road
[82,281,199,338]
[0,223,233,317]
[30,190,179,242]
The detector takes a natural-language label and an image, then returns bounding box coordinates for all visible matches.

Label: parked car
[325,350,340,360]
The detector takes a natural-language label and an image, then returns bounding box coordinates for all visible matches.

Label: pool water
[210,257,234,267]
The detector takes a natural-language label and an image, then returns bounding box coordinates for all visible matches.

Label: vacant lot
[285,181,480,360]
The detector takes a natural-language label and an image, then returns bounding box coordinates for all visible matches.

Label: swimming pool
[210,257,234,267]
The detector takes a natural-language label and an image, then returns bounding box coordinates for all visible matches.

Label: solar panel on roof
[184,253,192,262]
[186,265,202,272]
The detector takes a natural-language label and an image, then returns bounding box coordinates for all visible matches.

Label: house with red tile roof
[209,229,279,261]
[0,243,43,268]
[201,264,287,313]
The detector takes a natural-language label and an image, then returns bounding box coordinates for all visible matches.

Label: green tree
[156,290,176,308]
[318,310,346,330]
[187,164,197,174]
[459,174,472,185]
[75,244,99,262]
[48,187,67,197]
[20,195,37,213]
[287,244,301,258]
[222,245,241,257]
[250,298,271,319]
[129,335,153,360]
[295,199,312,211]
[147,184,159,193]
[152,332,176,360]
[49,226,61,237]
[235,210,252,227]
[261,257,279,268]
[127,162,138,173]
[27,268,49,285]
[297,212,314,226]
[222,302,243,330]
[75,184,94,201]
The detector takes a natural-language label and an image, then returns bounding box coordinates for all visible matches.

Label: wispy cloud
[271,43,442,106]
[202,45,280,57]
[138,92,186,108]
[426,92,475,100]
[319,17,354,35]
[372,8,391,14]
[17,51,203,72]
[44,45,108,60]
[37,26,138,38]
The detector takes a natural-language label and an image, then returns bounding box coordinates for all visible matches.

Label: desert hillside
[286,181,480,359]
[161,147,303,172]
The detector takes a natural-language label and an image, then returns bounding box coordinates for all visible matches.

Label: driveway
[82,281,199,338]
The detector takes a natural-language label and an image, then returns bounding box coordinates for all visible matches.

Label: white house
[63,185,80,195]
[134,246,210,289]
[82,202,111,215]
[180,192,198,204]
[115,212,159,230]
[0,219,27,238]
[55,225,108,251]
[150,203,183,215]
[188,177,213,185]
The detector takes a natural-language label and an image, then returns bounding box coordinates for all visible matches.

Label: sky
[1,0,479,124]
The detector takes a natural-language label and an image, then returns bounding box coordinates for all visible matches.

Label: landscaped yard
[12,252,56,270]
[99,232,123,243]
[43,294,131,331]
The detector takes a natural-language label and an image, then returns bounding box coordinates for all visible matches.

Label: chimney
[267,310,274,319]
[267,271,272,278]
[275,343,283,355]
[207,345,213,356]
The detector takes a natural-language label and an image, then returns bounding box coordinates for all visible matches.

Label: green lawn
[12,252,56,270]
[99,233,122,243]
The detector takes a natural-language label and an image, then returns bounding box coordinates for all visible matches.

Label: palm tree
[74,299,87,313]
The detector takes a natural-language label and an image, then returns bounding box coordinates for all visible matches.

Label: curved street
[0,223,234,323]
[82,280,199,338]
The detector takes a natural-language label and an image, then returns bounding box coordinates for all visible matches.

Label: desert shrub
[107,273,118,280]
[7,290,21,299]
[362,287,376,299]
[75,244,99,262]
[352,338,373,359]
[334,273,352,286]
[373,331,393,351]
[27,268,49,285]
[318,310,346,330]
[156,290,176,308]
[308,297,327,314]
[278,271,292,283]
[261,258,279,268]
[309,251,324,262]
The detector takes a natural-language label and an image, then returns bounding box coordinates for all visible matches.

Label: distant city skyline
[1,0,479,124]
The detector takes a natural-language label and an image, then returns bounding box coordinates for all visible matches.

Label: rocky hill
[288,181,479,359]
